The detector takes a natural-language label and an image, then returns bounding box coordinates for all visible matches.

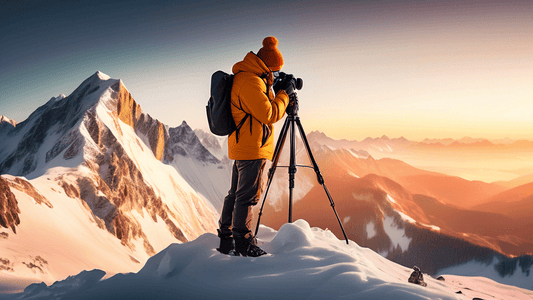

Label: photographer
[217,37,295,257]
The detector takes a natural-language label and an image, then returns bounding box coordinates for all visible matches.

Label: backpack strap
[234,113,249,144]
[231,72,271,146]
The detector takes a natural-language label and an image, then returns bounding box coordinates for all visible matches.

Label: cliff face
[81,108,189,254]
[0,177,20,233]
[114,81,166,162]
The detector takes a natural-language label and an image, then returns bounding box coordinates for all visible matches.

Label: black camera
[274,72,303,91]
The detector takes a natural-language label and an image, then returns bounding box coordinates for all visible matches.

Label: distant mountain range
[1,71,532,292]
[307,130,533,155]
[261,129,533,289]
[262,142,533,288]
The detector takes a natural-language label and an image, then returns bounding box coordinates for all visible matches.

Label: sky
[1,0,531,141]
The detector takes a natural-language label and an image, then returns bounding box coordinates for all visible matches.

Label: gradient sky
[1,0,531,141]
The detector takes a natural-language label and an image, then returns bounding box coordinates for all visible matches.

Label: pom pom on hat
[257,36,284,71]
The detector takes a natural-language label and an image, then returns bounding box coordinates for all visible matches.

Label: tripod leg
[288,116,297,223]
[254,116,291,237]
[295,117,349,244]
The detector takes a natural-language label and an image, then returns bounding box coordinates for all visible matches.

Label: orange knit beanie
[257,36,284,71]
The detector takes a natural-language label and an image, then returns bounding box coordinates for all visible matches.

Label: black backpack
[206,71,249,139]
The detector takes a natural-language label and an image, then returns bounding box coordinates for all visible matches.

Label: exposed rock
[112,81,166,161]
[0,257,14,271]
[0,115,16,132]
[165,121,219,164]
[60,181,80,199]
[0,176,21,233]
[114,81,142,128]
[408,266,427,287]
[8,177,52,208]
[194,129,222,153]
[77,176,117,233]
[46,131,83,163]
[79,110,188,253]
[436,275,445,281]
[22,256,49,274]
[129,255,140,264]
[0,115,17,127]
[135,113,166,162]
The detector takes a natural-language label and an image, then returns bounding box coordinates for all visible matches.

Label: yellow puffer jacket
[229,52,289,161]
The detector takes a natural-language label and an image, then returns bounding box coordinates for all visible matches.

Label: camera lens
[295,78,303,90]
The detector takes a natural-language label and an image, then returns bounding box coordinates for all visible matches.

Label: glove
[284,81,295,96]
[285,94,298,115]
[273,78,295,96]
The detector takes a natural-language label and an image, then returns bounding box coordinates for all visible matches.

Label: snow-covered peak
[0,71,226,293]
[94,70,111,80]
[0,115,17,126]
[52,94,66,102]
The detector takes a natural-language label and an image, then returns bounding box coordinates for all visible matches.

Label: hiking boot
[234,236,267,257]
[216,230,235,255]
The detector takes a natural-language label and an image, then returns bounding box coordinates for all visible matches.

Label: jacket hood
[232,52,271,77]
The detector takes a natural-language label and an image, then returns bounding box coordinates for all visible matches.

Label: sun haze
[1,0,531,142]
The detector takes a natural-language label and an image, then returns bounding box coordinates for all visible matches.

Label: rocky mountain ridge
[0,72,225,289]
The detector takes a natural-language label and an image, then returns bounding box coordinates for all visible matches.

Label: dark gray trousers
[218,159,266,239]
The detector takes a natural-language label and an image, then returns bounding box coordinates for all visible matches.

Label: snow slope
[1,220,531,300]
[0,173,142,293]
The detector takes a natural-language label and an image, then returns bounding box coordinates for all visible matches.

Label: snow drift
[3,220,531,300]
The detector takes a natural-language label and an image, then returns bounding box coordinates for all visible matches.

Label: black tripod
[254,93,349,244]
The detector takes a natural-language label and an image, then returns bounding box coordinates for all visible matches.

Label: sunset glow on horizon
[1,0,531,142]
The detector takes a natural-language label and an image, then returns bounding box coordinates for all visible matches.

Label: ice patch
[386,194,396,204]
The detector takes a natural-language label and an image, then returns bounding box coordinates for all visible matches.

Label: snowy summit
[0,115,16,127]
[3,220,531,300]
